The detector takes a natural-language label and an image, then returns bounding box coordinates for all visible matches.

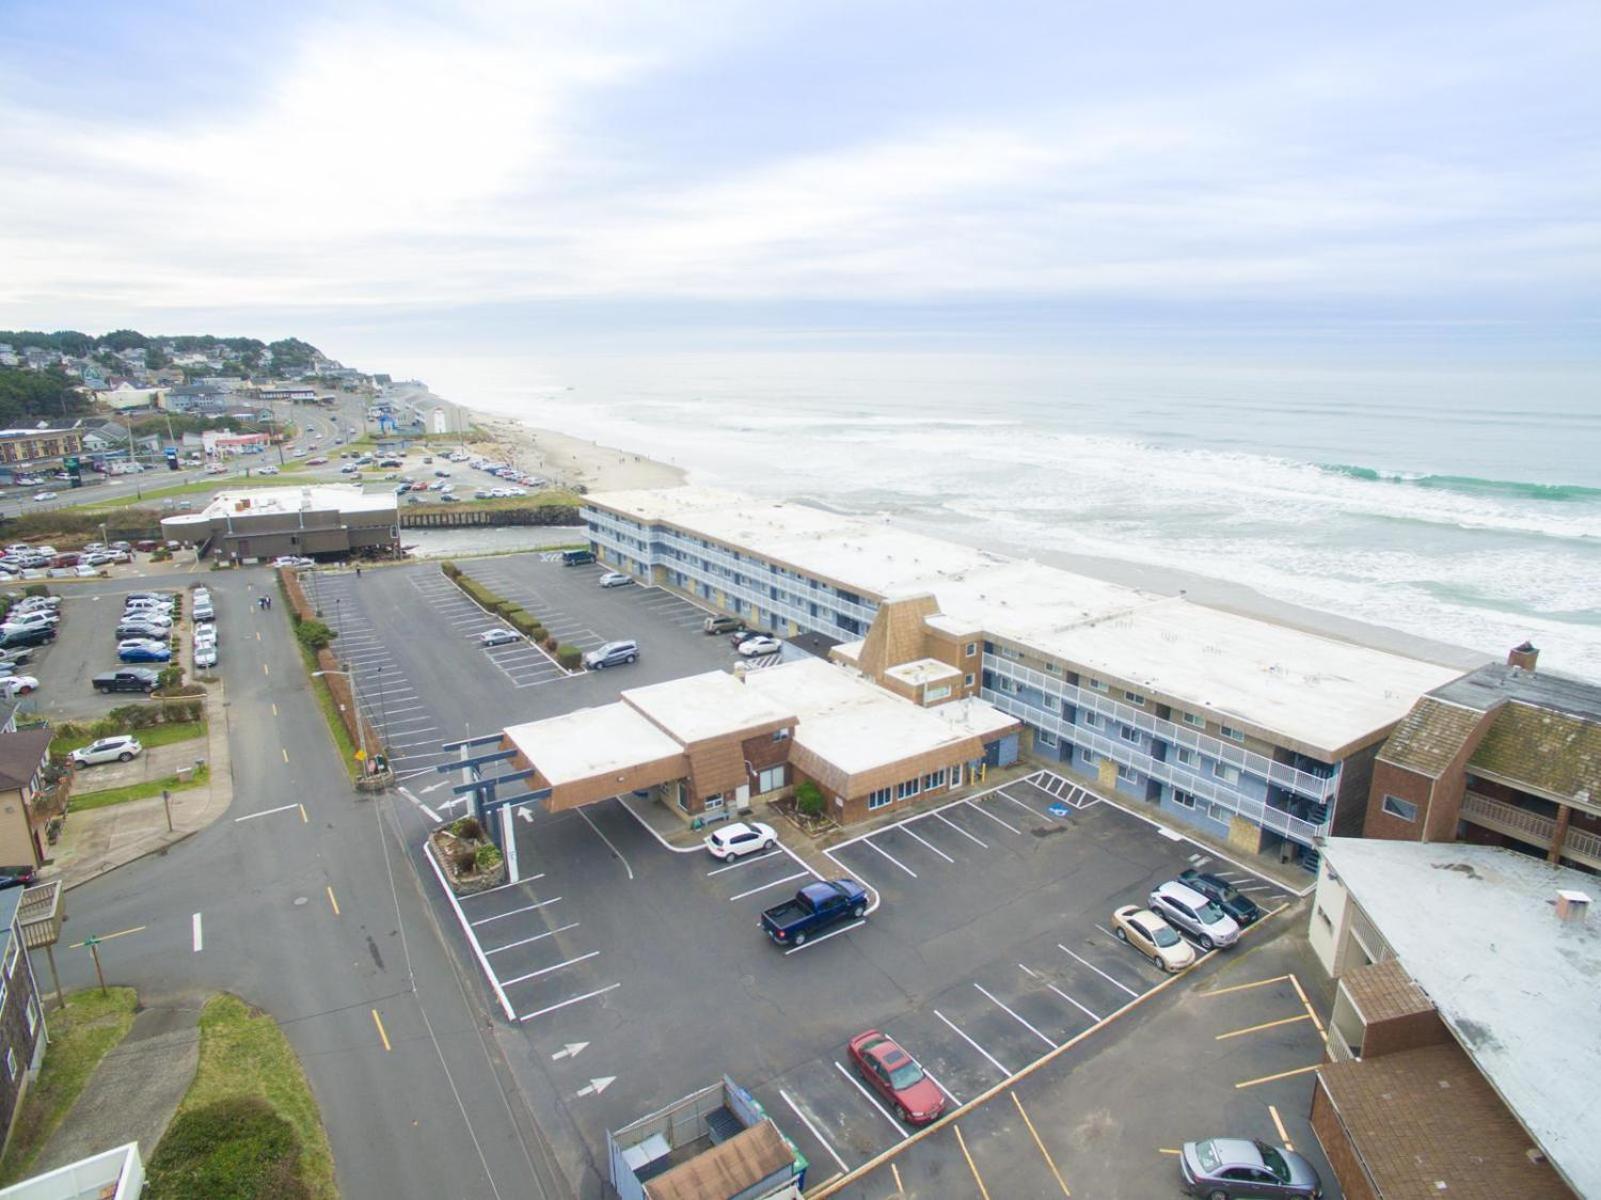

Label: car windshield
[1198,900,1227,923]
[1196,1140,1222,1171]
[1259,1144,1290,1181]
[1149,923,1181,947]
[887,1059,925,1090]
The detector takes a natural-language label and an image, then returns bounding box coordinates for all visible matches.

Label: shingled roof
[1377,697,1488,778]
[1470,701,1601,807]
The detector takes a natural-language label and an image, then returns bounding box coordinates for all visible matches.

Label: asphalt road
[49,566,569,1200]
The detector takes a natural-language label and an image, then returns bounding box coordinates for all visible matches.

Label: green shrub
[556,644,582,670]
[146,1096,309,1200]
[474,844,503,871]
[22,584,48,598]
[156,665,184,691]
[795,780,825,818]
[543,633,558,652]
[450,816,483,841]
[440,561,461,579]
[294,620,336,652]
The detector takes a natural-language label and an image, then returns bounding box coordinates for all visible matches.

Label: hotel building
[584,488,1466,871]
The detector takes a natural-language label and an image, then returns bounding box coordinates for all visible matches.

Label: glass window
[1088,678,1109,692]
[964,674,975,688]
[868,786,893,810]
[1213,763,1241,784]
[1082,711,1100,728]
[896,778,922,800]
[922,768,948,789]
[1045,661,1059,674]
[1382,794,1419,822]
[1036,730,1057,749]
[26,997,37,1036]
[704,793,724,810]
[1182,712,1205,728]
[1116,763,1137,782]
[757,766,786,793]
[1171,789,1196,809]
[1175,747,1195,767]
[1124,690,1146,705]
[1119,726,1140,743]
[965,642,977,657]
[998,677,1015,693]
[1081,749,1099,765]
[772,728,790,742]
[1221,725,1246,742]
[2,1047,11,1081]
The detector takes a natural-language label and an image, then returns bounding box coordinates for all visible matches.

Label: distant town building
[0,428,84,466]
[256,386,316,402]
[160,485,399,562]
[162,383,232,414]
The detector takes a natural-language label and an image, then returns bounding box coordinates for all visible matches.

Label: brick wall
[1361,1009,1452,1059]
[1309,1079,1379,1200]
[1364,761,1434,840]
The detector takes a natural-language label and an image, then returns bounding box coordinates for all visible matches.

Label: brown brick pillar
[1549,803,1572,864]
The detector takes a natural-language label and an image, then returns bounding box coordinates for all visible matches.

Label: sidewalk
[45,683,235,891]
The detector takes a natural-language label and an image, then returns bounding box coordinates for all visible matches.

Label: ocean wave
[1319,464,1601,503]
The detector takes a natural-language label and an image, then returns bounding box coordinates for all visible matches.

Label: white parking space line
[728,871,811,902]
[900,825,955,863]
[518,983,621,1023]
[501,951,599,988]
[470,898,561,926]
[933,810,988,848]
[833,1061,909,1139]
[934,1009,1011,1077]
[706,849,779,874]
[192,912,203,953]
[1020,963,1101,1023]
[975,983,1057,1048]
[485,922,579,956]
[780,1089,850,1175]
[997,788,1048,818]
[782,919,866,955]
[964,801,1022,835]
[1058,944,1141,998]
[864,839,918,878]
[1237,884,1273,893]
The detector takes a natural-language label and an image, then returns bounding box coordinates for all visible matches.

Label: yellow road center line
[1158,1148,1182,1156]
[952,1125,992,1200]
[1289,973,1326,1036]
[1268,1104,1294,1152]
[326,886,340,916]
[1012,1093,1071,1196]
[263,662,269,676]
[1200,974,1291,998]
[256,630,261,641]
[1236,1063,1321,1090]
[371,1008,391,1052]
[891,1162,904,1197]
[271,703,278,717]
[299,803,308,823]
[1215,1013,1313,1041]
[282,747,289,763]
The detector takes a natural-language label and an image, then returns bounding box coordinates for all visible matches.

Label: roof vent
[1555,890,1591,925]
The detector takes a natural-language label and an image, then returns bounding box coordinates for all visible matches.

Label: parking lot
[292,551,1335,1197]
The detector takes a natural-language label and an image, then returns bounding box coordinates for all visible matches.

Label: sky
[1,0,1597,365]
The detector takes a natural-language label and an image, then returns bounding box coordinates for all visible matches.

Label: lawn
[147,994,336,1200]
[71,764,208,811]
[50,718,207,758]
[0,987,139,1184]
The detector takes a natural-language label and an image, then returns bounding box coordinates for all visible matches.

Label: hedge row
[439,564,565,659]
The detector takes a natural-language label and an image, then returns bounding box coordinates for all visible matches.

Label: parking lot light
[312,666,369,767]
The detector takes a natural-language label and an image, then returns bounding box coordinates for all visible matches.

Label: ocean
[402,352,1601,677]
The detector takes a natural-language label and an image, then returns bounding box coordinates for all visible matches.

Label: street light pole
[374,666,388,758]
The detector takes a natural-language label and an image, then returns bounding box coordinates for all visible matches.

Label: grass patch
[0,987,139,1184]
[295,640,360,781]
[147,994,335,1200]
[72,765,208,811]
[51,719,207,757]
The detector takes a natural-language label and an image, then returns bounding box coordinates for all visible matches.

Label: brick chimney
[1507,641,1539,672]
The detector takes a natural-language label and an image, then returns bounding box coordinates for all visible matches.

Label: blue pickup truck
[761,879,869,947]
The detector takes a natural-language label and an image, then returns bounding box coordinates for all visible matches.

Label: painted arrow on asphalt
[437,796,468,813]
[419,779,450,795]
[518,807,536,823]
[576,1077,615,1097]
[551,1042,589,1061]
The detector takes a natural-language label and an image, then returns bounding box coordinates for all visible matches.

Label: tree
[0,365,91,424]
[295,619,337,652]
[795,780,825,818]
[99,328,150,352]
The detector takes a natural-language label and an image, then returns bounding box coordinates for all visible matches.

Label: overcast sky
[1,0,1596,363]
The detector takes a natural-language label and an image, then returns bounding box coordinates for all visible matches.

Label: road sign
[354,748,367,761]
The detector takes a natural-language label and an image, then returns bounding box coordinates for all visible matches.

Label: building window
[704,793,724,811]
[965,642,977,657]
[1207,801,1231,823]
[1116,764,1138,782]
[1382,794,1419,823]
[925,685,952,703]
[923,768,948,790]
[868,787,893,810]
[1174,747,1195,767]
[1036,729,1057,749]
[1082,711,1100,728]
[25,997,36,1037]
[757,766,786,794]
[2,938,15,979]
[1221,725,1246,743]
[772,728,790,742]
[1082,749,1099,766]
[997,677,1015,693]
[1124,690,1146,705]
[896,778,922,801]
[1213,763,1241,785]
[1088,678,1109,693]
[1182,712,1205,728]
[1119,726,1140,743]
[1045,662,1059,674]
[964,674,975,688]
[1171,788,1196,809]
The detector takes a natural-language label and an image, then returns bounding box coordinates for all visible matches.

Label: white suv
[705,821,778,860]
[72,735,143,767]
[1148,880,1240,950]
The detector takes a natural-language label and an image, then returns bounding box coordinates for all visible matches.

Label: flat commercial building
[1307,838,1591,1199]
[159,485,398,562]
[584,488,1464,869]
[0,428,83,466]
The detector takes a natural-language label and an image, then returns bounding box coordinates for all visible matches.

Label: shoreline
[451,399,1487,670]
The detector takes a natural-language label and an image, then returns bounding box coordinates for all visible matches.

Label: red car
[410,481,429,491]
[847,1030,945,1125]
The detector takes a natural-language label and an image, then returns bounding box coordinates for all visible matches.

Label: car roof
[1205,1138,1266,1169]
[1155,880,1210,907]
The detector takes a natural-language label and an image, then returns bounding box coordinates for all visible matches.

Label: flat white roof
[198,485,397,518]
[1322,838,1601,1199]
[742,658,988,776]
[503,702,684,786]
[589,487,1463,756]
[622,670,794,744]
[931,697,1021,739]
[884,658,962,686]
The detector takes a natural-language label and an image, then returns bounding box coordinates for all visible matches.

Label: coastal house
[583,487,1466,870]
[1361,643,1601,874]
[0,730,53,876]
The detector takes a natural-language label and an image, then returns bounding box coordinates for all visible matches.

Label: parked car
[92,668,160,693]
[598,571,632,588]
[0,647,33,667]
[194,643,218,669]
[32,492,56,501]
[1178,869,1264,927]
[760,879,869,947]
[1149,880,1240,950]
[71,735,143,767]
[1179,1137,1323,1199]
[1111,905,1196,973]
[703,615,745,635]
[0,675,39,696]
[272,556,315,568]
[194,625,218,646]
[730,629,768,648]
[0,626,54,649]
[847,1030,945,1125]
[118,639,172,663]
[704,821,777,860]
[736,635,782,657]
[582,639,638,670]
[193,601,216,624]
[478,628,521,647]
[0,867,37,891]
[117,622,172,641]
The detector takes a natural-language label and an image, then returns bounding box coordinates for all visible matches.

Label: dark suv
[0,626,55,650]
[1178,868,1263,927]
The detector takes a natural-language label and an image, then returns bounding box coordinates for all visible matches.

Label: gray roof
[1432,661,1601,722]
[1321,838,1601,1199]
[0,729,52,791]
